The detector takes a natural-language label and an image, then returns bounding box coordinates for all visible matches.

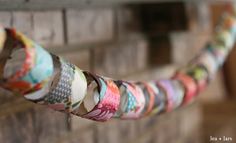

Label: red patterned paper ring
[172,72,198,105]
[81,72,120,121]
[7,29,35,81]
[0,29,35,94]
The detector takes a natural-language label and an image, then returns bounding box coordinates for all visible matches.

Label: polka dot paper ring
[114,81,145,119]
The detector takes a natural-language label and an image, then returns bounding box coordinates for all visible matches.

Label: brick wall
[0,2,226,143]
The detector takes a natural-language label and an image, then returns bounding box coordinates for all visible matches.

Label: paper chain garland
[0,8,235,122]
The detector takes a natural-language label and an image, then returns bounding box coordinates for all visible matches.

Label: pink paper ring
[81,72,120,121]
[172,72,198,105]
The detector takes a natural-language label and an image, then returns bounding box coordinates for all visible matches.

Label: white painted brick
[59,49,90,71]
[179,103,202,139]
[33,11,64,46]
[93,35,148,78]
[96,121,120,143]
[60,129,94,143]
[170,32,210,66]
[66,9,114,45]
[0,12,12,27]
[116,8,140,37]
[12,12,33,38]
[71,116,94,131]
[136,38,148,70]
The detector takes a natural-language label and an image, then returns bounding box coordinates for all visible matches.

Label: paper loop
[136,82,155,116]
[214,30,234,48]
[206,43,229,66]
[191,50,218,77]
[0,30,54,95]
[42,56,87,112]
[80,72,120,121]
[147,82,166,115]
[0,25,6,52]
[172,72,198,104]
[156,80,176,112]
[114,81,145,119]
[186,65,209,92]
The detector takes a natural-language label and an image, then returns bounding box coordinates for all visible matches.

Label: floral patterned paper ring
[78,72,120,121]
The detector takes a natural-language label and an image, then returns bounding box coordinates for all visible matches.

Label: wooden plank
[0,0,233,11]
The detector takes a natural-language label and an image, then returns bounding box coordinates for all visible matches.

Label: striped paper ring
[80,73,120,121]
[114,81,145,119]
[172,72,197,104]
[156,80,175,112]
[136,82,155,116]
[171,80,185,108]
[147,82,166,115]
